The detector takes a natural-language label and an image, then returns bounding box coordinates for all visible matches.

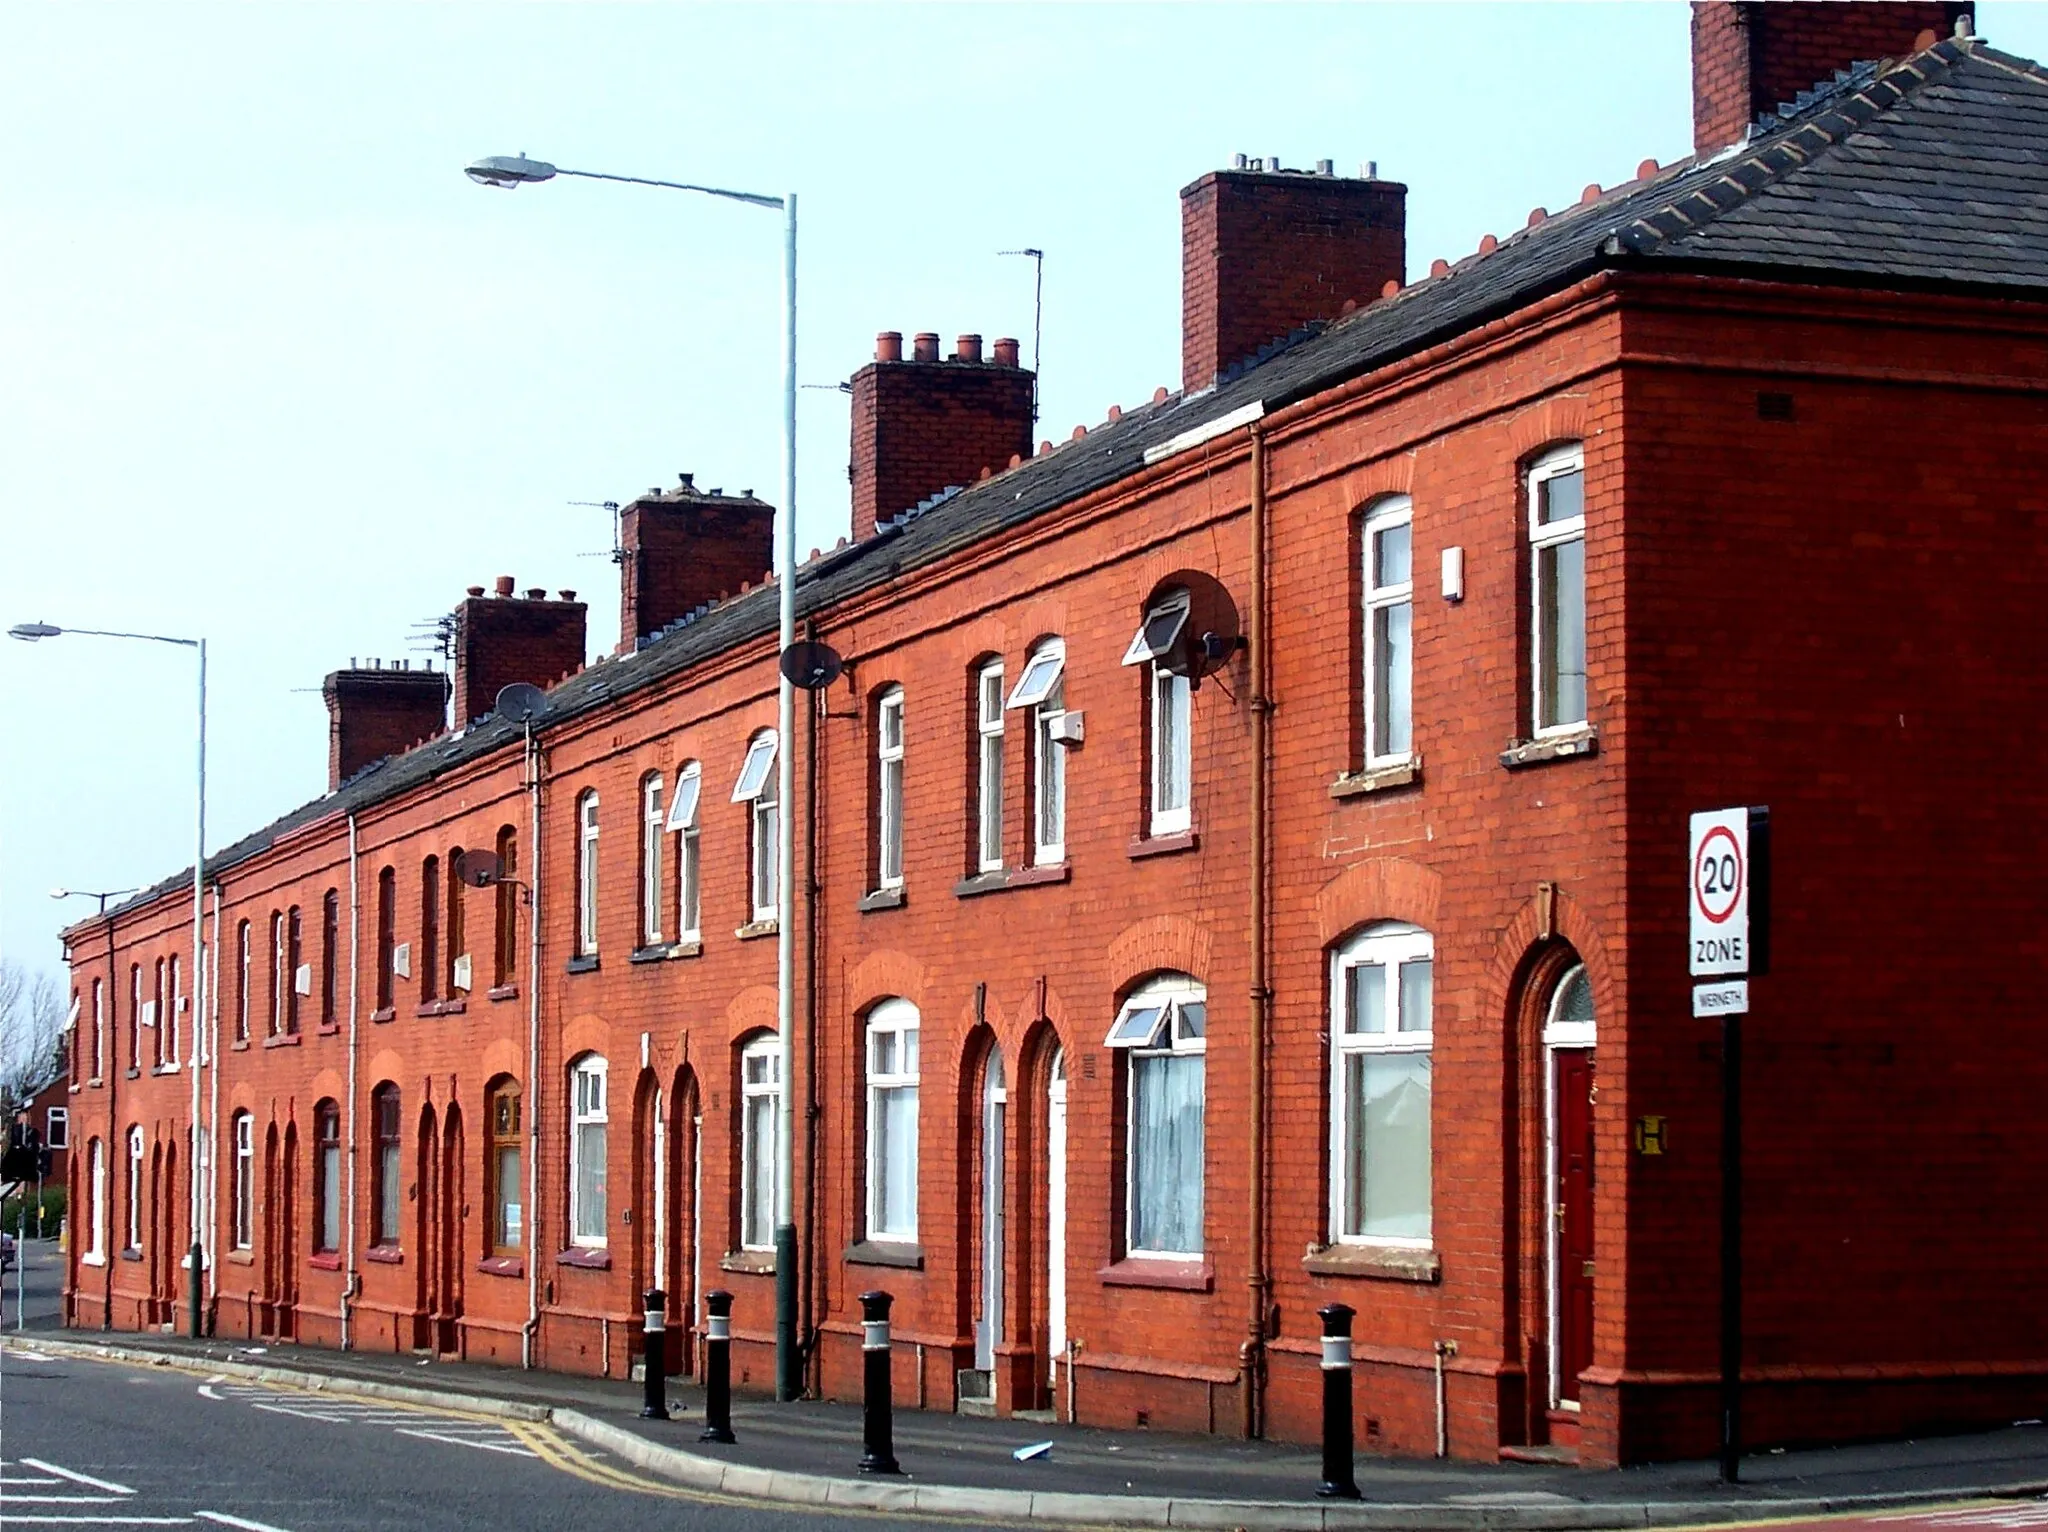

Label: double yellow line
[505,1420,695,1500]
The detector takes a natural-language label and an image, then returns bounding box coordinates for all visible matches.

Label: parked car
[1,1231,15,1272]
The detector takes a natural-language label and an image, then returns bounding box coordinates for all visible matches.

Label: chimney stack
[451,578,587,727]
[322,664,449,792]
[617,478,776,652]
[1691,2,1969,156]
[1181,161,1406,393]
[848,329,1034,542]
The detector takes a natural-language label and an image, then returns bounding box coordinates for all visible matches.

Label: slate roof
[88,34,2048,931]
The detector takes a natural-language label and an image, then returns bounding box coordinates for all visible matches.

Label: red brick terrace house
[61,4,2048,1466]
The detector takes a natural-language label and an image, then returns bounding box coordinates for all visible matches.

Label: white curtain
[1131,1052,1204,1253]
[574,1120,607,1240]
[872,1084,919,1238]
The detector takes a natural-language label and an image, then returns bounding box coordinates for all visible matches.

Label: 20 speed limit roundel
[1687,808,1752,977]
[1692,825,1743,925]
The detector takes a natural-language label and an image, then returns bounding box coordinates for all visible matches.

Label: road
[0,1345,891,1531]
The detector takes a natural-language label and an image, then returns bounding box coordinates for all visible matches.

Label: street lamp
[51,888,139,917]
[11,621,209,1338]
[466,152,804,1402]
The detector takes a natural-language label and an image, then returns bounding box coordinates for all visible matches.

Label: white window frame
[84,1138,106,1265]
[45,1106,69,1151]
[875,687,905,891]
[975,661,1005,873]
[1328,922,1434,1250]
[732,732,780,923]
[575,790,600,957]
[863,1000,921,1243]
[1104,973,1206,1259]
[1528,444,1588,736]
[641,773,664,946]
[232,1112,254,1251]
[237,923,251,1043]
[92,979,105,1080]
[125,1124,145,1253]
[568,1055,609,1248]
[1126,591,1194,838]
[130,964,142,1069]
[1010,640,1068,867]
[315,1103,342,1255]
[738,1036,780,1252]
[1120,587,1189,668]
[165,954,182,1072]
[1361,496,1415,767]
[668,761,703,942]
[270,913,286,1037]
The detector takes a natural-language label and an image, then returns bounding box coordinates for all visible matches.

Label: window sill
[488,983,520,1002]
[1128,830,1199,861]
[955,862,1071,899]
[844,1240,923,1270]
[126,1068,142,1078]
[309,1252,342,1271]
[556,1246,611,1270]
[156,1063,181,1075]
[478,1255,525,1278]
[225,1249,256,1267]
[317,1024,340,1037]
[364,1244,404,1265]
[415,1002,442,1018]
[857,887,906,914]
[1098,1257,1213,1292]
[565,954,600,975]
[1303,1243,1442,1283]
[734,919,778,941]
[370,1008,395,1025]
[721,1249,777,1275]
[80,1253,107,1268]
[120,1248,144,1263]
[1500,725,1599,770]
[1331,757,1422,799]
[630,944,671,965]
[442,999,467,1015]
[86,1078,103,1089]
[263,1034,302,1049]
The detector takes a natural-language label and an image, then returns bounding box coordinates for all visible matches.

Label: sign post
[1689,806,1768,1485]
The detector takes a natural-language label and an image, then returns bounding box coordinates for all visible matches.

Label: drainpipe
[800,617,821,1393]
[522,718,544,1368]
[101,914,118,1329]
[342,816,361,1350]
[1241,422,1273,1440]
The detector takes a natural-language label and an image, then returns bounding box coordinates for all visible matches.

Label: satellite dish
[453,849,502,889]
[779,640,845,691]
[495,682,546,722]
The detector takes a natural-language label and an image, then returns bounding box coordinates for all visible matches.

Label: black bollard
[640,1287,668,1420]
[1316,1302,1361,1499]
[700,1288,736,1444]
[857,1290,900,1475]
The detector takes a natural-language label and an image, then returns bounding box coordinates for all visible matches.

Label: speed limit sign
[1689,807,1768,977]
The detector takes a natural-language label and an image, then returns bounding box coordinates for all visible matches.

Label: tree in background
[0,959,68,1113]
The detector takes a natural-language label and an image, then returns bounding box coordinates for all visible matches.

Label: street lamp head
[9,621,61,641]
[466,153,558,189]
[49,887,71,900]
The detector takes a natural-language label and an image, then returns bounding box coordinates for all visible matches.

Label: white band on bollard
[708,1314,731,1341]
[1321,1335,1353,1371]
[863,1319,891,1352]
[645,1308,665,1332]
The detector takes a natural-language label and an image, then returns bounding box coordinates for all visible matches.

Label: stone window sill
[857,887,906,914]
[1303,1242,1442,1283]
[565,954,600,975]
[263,1034,302,1049]
[1331,757,1422,799]
[318,1023,340,1037]
[721,1249,777,1275]
[844,1240,923,1270]
[557,1246,611,1270]
[225,1249,256,1267]
[120,1247,144,1263]
[956,862,1071,899]
[1500,725,1599,770]
[309,1252,342,1271]
[630,940,703,963]
[488,984,520,1003]
[734,919,778,941]
[1098,1257,1213,1292]
[80,1253,107,1268]
[364,1244,404,1265]
[630,944,672,965]
[1128,830,1199,861]
[126,1067,143,1078]
[479,1255,525,1278]
[442,999,467,1015]
[154,1063,180,1075]
[370,1008,395,1025]
[86,1078,103,1090]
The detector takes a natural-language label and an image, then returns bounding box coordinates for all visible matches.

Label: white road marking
[392,1427,537,1457]
[2,1475,68,1485]
[0,1518,189,1526]
[19,1459,138,1495]
[2,1496,126,1504]
[195,1512,298,1532]
[195,1385,224,1401]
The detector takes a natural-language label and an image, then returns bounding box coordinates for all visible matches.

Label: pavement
[9,1252,2048,1530]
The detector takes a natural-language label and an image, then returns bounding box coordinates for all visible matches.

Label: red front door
[1552,1047,1596,1407]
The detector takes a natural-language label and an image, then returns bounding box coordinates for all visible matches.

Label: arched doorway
[438,1104,464,1355]
[1046,1047,1067,1414]
[413,1106,439,1352]
[974,1047,1007,1380]
[668,1067,701,1377]
[279,1121,299,1341]
[1543,963,1597,1433]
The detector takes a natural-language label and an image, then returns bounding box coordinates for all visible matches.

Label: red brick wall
[451,586,587,728]
[1181,168,1405,392]
[848,337,1033,542]
[617,487,774,653]
[322,666,448,791]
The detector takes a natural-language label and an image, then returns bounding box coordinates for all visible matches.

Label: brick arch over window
[1486,883,1613,1013]
[944,615,1011,669]
[1504,392,1593,464]
[937,985,1014,1090]
[1336,450,1417,514]
[365,1050,407,1098]
[1106,915,1211,996]
[309,1069,347,1106]
[847,949,930,1018]
[561,1012,612,1066]
[724,984,779,1043]
[1315,856,1444,947]
[477,1038,524,1086]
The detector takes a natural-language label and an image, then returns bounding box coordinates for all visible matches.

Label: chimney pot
[524,587,546,600]
[912,332,941,363]
[1232,153,1248,170]
[992,337,1020,367]
[467,586,486,598]
[875,331,903,362]
[559,590,575,602]
[1316,158,1335,176]
[679,471,694,489]
[956,334,983,363]
[493,575,515,597]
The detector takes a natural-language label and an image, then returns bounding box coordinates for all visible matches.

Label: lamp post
[11,622,208,1338]
[465,153,804,1402]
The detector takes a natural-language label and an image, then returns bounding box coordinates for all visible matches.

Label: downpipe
[342,817,361,1351]
[523,718,544,1368]
[1242,421,1273,1439]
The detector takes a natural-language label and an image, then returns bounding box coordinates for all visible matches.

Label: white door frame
[1047,1048,1067,1396]
[1542,969,1595,1413]
[977,1052,1007,1372]
[651,1087,667,1295]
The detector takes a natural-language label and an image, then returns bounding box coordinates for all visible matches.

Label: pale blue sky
[5,2,2042,983]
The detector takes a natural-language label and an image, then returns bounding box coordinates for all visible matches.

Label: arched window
[1360,495,1414,766]
[873,688,906,893]
[864,1000,920,1243]
[374,868,396,1013]
[1329,922,1434,1246]
[1122,589,1192,837]
[738,1035,780,1252]
[371,1084,402,1248]
[732,732,779,923]
[268,913,285,1036]
[487,1079,523,1257]
[84,1138,107,1264]
[321,889,340,1029]
[568,1056,608,1247]
[1546,963,1595,1043]
[1528,444,1587,734]
[1105,973,1206,1257]
[445,850,467,996]
[285,905,303,1034]
[167,953,183,1069]
[129,963,143,1070]
[667,764,703,943]
[492,828,519,988]
[1008,638,1068,866]
[126,1125,146,1253]
[575,791,600,957]
[974,659,1005,872]
[313,1100,342,1254]
[640,774,665,947]
[231,1112,254,1250]
[235,924,252,1043]
[151,958,165,1069]
[420,858,440,1004]
[90,978,105,1082]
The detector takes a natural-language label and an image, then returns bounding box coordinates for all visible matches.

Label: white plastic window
[86,1139,106,1264]
[739,1038,780,1251]
[45,1106,68,1151]
[1105,974,1206,1257]
[1031,646,1068,865]
[1361,496,1414,765]
[668,761,703,942]
[1528,445,1588,734]
[976,662,1005,873]
[569,1055,609,1246]
[92,979,105,1080]
[126,1125,145,1253]
[864,1000,921,1242]
[876,688,905,891]
[166,954,182,1071]
[733,732,780,923]
[576,791,600,957]
[641,774,664,946]
[232,1112,254,1251]
[1127,591,1193,837]
[1329,923,1434,1246]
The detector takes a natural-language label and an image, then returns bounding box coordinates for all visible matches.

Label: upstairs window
[488,1080,523,1257]
[575,791,600,957]
[420,857,441,1002]
[492,828,519,988]
[91,978,104,1081]
[236,924,252,1043]
[1528,445,1587,734]
[320,890,339,1029]
[667,762,703,942]
[446,850,467,996]
[285,906,302,1034]
[1329,923,1434,1247]
[864,1000,921,1243]
[129,962,142,1069]
[269,914,286,1034]
[374,868,395,1013]
[371,1084,402,1247]
[874,688,906,892]
[1008,639,1067,866]
[1105,974,1206,1257]
[738,1037,780,1252]
[1124,590,1192,837]
[313,1100,342,1254]
[974,662,1005,873]
[640,773,665,946]
[45,1105,68,1151]
[166,954,182,1069]
[151,958,165,1069]
[732,731,779,924]
[1361,496,1414,766]
[569,1055,608,1247]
